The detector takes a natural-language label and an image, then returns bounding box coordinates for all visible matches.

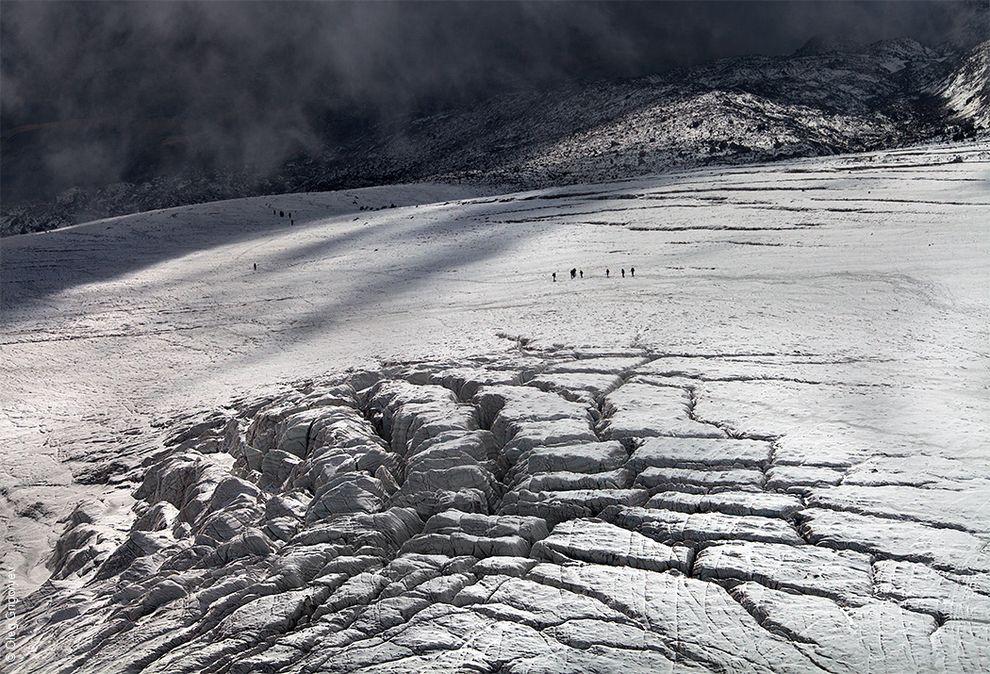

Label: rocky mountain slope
[2,38,986,236]
[939,40,990,129]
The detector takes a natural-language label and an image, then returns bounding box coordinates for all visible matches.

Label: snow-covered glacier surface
[2,143,989,672]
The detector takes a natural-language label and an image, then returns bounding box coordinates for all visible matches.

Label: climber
[621,269,626,278]
[606,268,610,278]
[631,266,635,277]
[552,272,557,282]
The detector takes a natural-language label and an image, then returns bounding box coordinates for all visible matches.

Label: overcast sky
[2,1,986,200]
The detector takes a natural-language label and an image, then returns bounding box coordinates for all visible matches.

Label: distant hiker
[570,268,577,279]
[621,268,626,278]
[552,272,557,282]
[579,270,583,279]
[606,268,610,278]
[253,262,257,271]
[290,219,294,226]
[279,210,284,217]
[630,266,635,277]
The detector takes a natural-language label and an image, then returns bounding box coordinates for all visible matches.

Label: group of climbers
[553,266,635,282]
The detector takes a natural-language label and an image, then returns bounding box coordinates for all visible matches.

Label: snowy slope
[939,40,990,130]
[3,142,989,671]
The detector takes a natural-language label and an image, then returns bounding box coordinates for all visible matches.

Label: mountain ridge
[2,37,986,236]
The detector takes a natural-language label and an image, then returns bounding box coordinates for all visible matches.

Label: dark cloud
[2,1,986,202]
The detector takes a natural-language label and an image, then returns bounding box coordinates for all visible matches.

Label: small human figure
[570,268,577,279]
[579,270,583,279]
[253,262,257,271]
[279,210,284,217]
[606,268,610,278]
[630,266,635,277]
[290,219,294,226]
[552,272,557,282]
[621,268,626,278]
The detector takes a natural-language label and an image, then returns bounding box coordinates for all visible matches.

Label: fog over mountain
[2,0,985,209]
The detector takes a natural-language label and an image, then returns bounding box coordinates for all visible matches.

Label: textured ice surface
[4,144,990,671]
[12,349,990,672]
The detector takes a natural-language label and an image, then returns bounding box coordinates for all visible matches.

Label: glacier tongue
[4,143,990,672]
